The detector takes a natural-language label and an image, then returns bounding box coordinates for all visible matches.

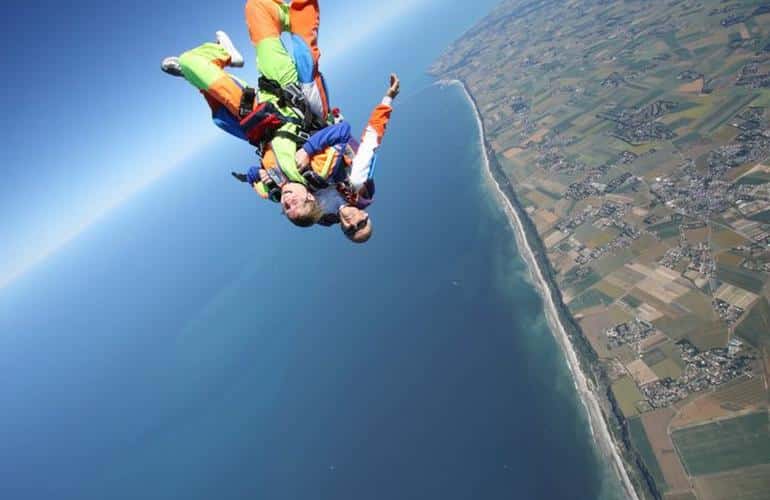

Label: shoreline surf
[442,78,641,500]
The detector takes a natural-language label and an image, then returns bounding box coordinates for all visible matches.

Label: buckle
[283,83,306,108]
[301,167,328,190]
[239,87,256,118]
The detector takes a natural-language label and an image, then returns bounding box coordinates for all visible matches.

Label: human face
[339,205,371,241]
[280,183,313,219]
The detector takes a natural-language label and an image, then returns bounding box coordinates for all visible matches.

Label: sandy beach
[444,79,641,500]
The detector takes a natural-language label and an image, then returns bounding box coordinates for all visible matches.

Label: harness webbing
[258,77,325,133]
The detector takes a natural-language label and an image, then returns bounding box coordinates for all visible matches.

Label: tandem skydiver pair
[160,0,399,243]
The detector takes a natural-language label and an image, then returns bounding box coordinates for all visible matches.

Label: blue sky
[0,0,499,289]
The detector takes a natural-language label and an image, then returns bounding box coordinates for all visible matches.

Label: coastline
[443,78,642,500]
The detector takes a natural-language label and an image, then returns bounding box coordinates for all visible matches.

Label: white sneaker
[161,56,183,77]
[215,30,244,68]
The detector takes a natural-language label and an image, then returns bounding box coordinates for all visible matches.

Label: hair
[288,199,323,227]
[345,221,373,244]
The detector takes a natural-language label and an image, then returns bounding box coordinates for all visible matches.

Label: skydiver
[232,73,400,243]
[160,0,398,239]
[160,0,332,227]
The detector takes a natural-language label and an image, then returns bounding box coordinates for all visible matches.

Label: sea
[0,3,626,499]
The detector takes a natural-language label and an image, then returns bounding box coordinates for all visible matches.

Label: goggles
[342,213,369,236]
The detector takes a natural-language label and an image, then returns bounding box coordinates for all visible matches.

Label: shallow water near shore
[0,81,624,498]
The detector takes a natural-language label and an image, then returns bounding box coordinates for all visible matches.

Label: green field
[628,417,668,493]
[664,493,696,500]
[573,223,619,249]
[562,267,603,296]
[736,298,770,349]
[717,264,766,294]
[612,376,645,418]
[649,220,681,240]
[654,315,703,341]
[687,320,729,351]
[622,294,643,309]
[712,377,768,409]
[736,171,770,185]
[753,90,770,108]
[659,340,687,369]
[569,288,614,311]
[694,463,770,500]
[594,249,636,276]
[672,411,770,476]
[748,210,770,224]
[651,358,683,380]
[677,290,718,319]
[643,348,666,366]
[700,93,758,134]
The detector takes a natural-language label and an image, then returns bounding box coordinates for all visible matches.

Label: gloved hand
[387,73,400,99]
[231,171,249,183]
[231,166,264,186]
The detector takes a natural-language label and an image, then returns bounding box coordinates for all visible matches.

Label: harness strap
[258,76,325,132]
[274,129,311,146]
[299,165,329,190]
[239,87,257,118]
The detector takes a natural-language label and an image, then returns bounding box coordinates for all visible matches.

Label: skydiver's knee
[246,0,278,13]
[178,50,198,73]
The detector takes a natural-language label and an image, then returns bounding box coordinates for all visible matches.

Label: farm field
[693,463,770,500]
[737,298,770,349]
[672,411,770,476]
[641,408,690,493]
[612,376,646,418]
[629,416,667,493]
[430,0,770,498]
[671,377,768,429]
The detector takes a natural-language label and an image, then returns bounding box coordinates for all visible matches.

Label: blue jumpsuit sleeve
[302,122,352,156]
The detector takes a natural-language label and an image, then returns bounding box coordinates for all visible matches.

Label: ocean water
[0,82,623,499]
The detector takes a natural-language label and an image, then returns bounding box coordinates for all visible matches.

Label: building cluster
[619,151,638,164]
[661,236,716,275]
[537,148,586,176]
[709,110,770,179]
[601,72,626,88]
[565,171,637,203]
[719,5,770,27]
[564,164,614,200]
[510,95,530,114]
[552,201,642,265]
[567,180,603,200]
[720,14,747,27]
[677,70,703,81]
[736,63,770,89]
[709,6,736,17]
[555,206,594,234]
[740,255,770,273]
[575,227,640,265]
[605,318,655,349]
[712,298,745,325]
[597,100,678,145]
[648,107,770,220]
[641,340,754,409]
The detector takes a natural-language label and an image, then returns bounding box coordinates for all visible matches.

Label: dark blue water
[0,83,622,499]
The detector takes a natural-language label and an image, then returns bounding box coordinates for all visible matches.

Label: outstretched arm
[349,74,399,189]
[232,167,275,200]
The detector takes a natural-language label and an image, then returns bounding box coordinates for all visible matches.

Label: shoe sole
[216,30,244,67]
